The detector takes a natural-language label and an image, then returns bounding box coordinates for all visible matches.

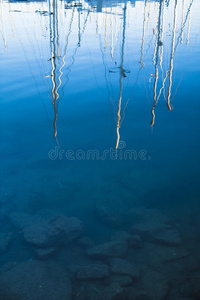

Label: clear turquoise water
[0,0,200,298]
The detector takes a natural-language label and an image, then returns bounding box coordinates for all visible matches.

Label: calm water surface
[0,0,200,299]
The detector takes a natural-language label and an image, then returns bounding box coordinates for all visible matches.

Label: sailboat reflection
[150,0,193,126]
[49,0,59,142]
[166,0,177,112]
[47,0,90,143]
[150,0,164,126]
[115,3,127,150]
[2,0,195,147]
[0,0,7,51]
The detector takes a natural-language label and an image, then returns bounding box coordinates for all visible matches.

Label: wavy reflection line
[159,1,164,67]
[59,9,90,102]
[48,0,59,143]
[166,0,177,112]
[139,0,147,69]
[121,0,149,124]
[78,7,81,45]
[151,0,163,126]
[0,0,7,51]
[104,8,107,50]
[51,0,58,141]
[156,0,193,112]
[110,7,113,59]
[9,3,14,37]
[56,7,75,103]
[166,0,194,110]
[187,4,192,45]
[174,0,194,53]
[56,0,60,59]
[154,0,165,105]
[115,7,118,41]
[181,0,185,44]
[116,3,127,150]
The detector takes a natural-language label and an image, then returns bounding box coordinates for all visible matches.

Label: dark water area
[0,0,200,299]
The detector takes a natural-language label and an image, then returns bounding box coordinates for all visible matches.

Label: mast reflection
[2,0,195,147]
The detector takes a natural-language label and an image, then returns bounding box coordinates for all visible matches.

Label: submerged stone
[9,212,36,229]
[76,264,110,280]
[127,207,167,224]
[73,281,105,300]
[109,258,139,279]
[123,287,148,300]
[131,222,172,241]
[23,215,83,248]
[95,205,123,228]
[111,231,131,243]
[9,209,65,230]
[0,187,15,204]
[0,232,12,253]
[179,273,200,299]
[141,270,169,300]
[104,275,132,287]
[0,260,72,300]
[153,229,182,245]
[97,283,123,300]
[75,236,94,249]
[128,235,143,249]
[34,247,56,260]
[137,242,189,266]
[87,241,128,258]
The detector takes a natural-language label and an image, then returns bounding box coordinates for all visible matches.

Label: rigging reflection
[1,0,195,148]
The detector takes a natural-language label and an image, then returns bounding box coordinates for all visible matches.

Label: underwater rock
[104,275,132,287]
[0,262,17,274]
[87,241,128,258]
[111,231,131,243]
[75,236,95,249]
[153,229,182,245]
[97,283,124,300]
[0,187,15,204]
[0,260,72,300]
[95,205,123,228]
[128,235,143,249]
[0,187,15,216]
[158,246,189,263]
[179,273,200,299]
[76,264,110,280]
[73,281,106,300]
[137,242,189,266]
[123,287,148,300]
[0,232,12,253]
[141,270,169,300]
[62,245,93,275]
[23,215,83,248]
[9,212,37,229]
[131,222,172,241]
[127,207,167,224]
[109,258,139,279]
[178,255,199,272]
[9,209,64,230]
[34,247,56,260]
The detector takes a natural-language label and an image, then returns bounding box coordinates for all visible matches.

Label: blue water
[0,0,200,299]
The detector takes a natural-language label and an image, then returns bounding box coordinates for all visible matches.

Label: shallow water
[0,0,200,299]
